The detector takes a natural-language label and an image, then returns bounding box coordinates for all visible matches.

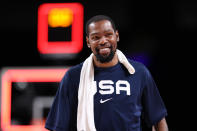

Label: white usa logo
[96,80,130,95]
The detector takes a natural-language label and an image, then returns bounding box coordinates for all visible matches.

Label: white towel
[77,49,135,131]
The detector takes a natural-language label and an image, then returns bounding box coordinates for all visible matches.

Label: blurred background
[0,0,196,130]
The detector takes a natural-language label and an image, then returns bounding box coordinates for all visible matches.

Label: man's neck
[93,54,118,68]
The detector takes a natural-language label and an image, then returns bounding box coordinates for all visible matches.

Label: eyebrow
[89,29,114,36]
[104,29,114,33]
[89,32,99,36]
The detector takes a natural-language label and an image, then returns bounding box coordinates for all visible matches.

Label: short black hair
[85,15,116,36]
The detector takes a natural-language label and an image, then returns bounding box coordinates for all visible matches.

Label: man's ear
[116,30,120,42]
[86,36,91,48]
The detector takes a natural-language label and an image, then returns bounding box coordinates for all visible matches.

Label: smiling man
[45,15,168,131]
[87,19,118,65]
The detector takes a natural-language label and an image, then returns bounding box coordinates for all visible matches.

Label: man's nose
[99,37,108,45]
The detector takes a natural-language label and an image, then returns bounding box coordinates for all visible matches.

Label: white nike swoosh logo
[100,98,113,103]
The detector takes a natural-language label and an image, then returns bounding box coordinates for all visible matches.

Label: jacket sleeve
[141,66,167,127]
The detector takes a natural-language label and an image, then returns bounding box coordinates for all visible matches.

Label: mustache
[97,42,111,48]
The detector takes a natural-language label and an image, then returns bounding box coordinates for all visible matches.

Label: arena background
[0,0,195,130]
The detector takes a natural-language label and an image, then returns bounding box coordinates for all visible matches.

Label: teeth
[100,48,109,50]
[100,48,108,50]
[99,48,110,54]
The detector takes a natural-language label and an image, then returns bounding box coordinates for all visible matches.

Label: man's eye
[106,34,113,37]
[92,36,100,40]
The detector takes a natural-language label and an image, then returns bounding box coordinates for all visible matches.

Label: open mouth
[95,46,115,63]
[98,47,111,55]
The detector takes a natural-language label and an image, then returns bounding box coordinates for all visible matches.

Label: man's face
[86,20,119,63]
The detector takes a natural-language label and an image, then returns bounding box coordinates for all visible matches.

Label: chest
[96,80,131,95]
[93,69,142,105]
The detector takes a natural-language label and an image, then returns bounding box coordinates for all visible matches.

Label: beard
[95,46,116,63]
